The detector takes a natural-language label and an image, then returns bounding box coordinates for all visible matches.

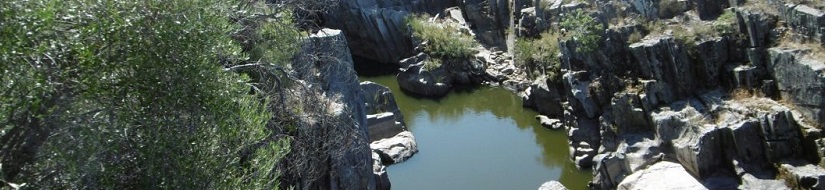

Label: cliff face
[323,0,514,64]
[323,0,459,63]
[289,28,377,190]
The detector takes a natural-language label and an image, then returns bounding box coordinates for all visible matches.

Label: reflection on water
[361,75,592,190]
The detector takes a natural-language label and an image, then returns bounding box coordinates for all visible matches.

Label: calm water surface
[360,75,592,190]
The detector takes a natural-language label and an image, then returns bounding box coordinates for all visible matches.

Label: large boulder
[323,0,459,63]
[366,112,407,141]
[397,59,453,96]
[782,4,825,44]
[672,124,732,180]
[768,48,825,125]
[361,81,408,141]
[370,131,419,164]
[617,161,707,190]
[779,160,825,190]
[650,100,733,180]
[537,180,568,190]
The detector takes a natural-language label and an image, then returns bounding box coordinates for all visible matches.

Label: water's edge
[361,75,592,190]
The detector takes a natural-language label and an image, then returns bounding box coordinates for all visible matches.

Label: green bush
[0,0,293,188]
[514,31,562,83]
[423,58,443,71]
[628,30,645,44]
[561,10,603,53]
[714,10,737,34]
[406,14,478,59]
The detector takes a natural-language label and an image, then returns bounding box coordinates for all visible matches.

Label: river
[360,75,592,190]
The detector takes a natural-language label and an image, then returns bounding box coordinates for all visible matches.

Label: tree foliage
[514,31,562,82]
[561,10,603,53]
[0,0,298,188]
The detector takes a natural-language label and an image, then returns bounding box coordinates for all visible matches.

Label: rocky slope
[321,0,825,189]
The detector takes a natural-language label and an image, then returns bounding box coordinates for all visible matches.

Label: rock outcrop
[397,56,454,96]
[361,81,407,140]
[782,4,825,44]
[361,81,418,165]
[779,159,825,190]
[293,28,377,190]
[629,36,695,99]
[323,0,459,63]
[768,48,825,125]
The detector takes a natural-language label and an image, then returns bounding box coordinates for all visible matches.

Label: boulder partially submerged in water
[361,81,419,165]
[370,131,419,164]
[397,59,453,97]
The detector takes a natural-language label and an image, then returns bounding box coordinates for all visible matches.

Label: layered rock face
[360,81,418,187]
[769,48,825,125]
[510,0,825,189]
[323,0,459,63]
[324,0,513,64]
[292,28,377,190]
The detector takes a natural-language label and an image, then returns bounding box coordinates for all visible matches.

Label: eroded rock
[617,161,707,190]
[370,131,419,165]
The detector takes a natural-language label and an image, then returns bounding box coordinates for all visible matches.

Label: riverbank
[361,75,591,190]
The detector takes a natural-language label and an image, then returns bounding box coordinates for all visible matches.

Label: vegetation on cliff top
[406,14,479,60]
[514,32,562,83]
[560,10,603,53]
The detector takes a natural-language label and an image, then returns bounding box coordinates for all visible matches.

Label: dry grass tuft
[777,33,825,60]
[731,88,754,101]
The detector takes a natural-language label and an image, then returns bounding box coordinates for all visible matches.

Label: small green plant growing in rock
[713,10,737,34]
[514,31,562,83]
[423,58,443,71]
[628,30,645,44]
[406,14,478,59]
[560,10,603,53]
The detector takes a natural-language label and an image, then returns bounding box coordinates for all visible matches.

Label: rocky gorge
[311,0,825,189]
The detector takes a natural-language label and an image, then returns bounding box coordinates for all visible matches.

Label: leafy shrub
[0,0,293,188]
[406,14,478,59]
[714,10,737,34]
[560,10,603,53]
[514,31,562,83]
[628,30,645,44]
